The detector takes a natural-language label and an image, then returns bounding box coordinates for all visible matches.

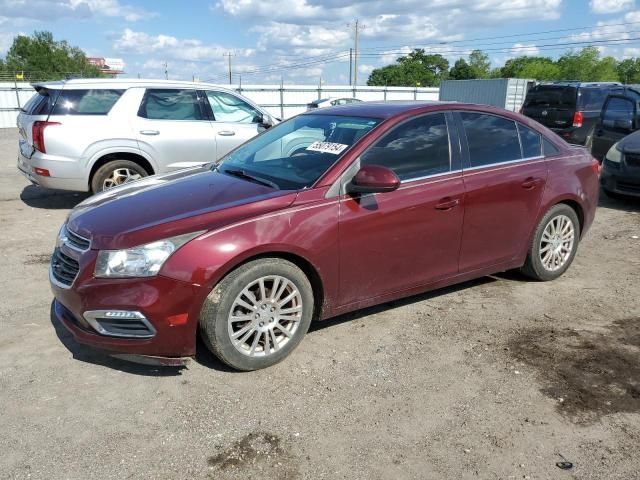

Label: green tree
[617,58,640,83]
[3,31,102,79]
[556,47,618,81]
[500,56,557,79]
[367,49,449,87]
[449,58,475,80]
[468,50,491,78]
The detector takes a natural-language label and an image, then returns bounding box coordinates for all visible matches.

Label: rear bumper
[600,163,640,197]
[17,151,89,192]
[549,127,586,145]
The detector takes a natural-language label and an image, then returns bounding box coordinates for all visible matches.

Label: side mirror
[258,113,274,129]
[347,165,400,194]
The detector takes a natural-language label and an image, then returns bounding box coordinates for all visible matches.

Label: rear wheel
[521,204,580,281]
[91,159,148,193]
[200,258,314,371]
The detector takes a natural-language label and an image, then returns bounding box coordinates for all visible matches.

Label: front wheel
[200,258,314,371]
[521,204,580,281]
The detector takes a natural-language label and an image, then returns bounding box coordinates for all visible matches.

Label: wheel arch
[88,151,156,190]
[206,249,326,322]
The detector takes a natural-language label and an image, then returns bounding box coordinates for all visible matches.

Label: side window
[543,138,560,157]
[360,113,450,180]
[578,88,609,111]
[460,112,521,167]
[602,97,635,128]
[518,124,542,158]
[138,89,203,120]
[31,89,124,115]
[206,91,261,123]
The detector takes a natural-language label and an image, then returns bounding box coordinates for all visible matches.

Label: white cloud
[113,28,254,62]
[510,43,540,56]
[590,0,635,14]
[358,64,375,74]
[0,0,154,22]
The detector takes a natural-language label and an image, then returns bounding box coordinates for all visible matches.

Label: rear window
[524,86,577,108]
[29,89,124,116]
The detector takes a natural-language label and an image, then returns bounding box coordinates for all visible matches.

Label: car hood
[618,130,640,153]
[67,166,297,250]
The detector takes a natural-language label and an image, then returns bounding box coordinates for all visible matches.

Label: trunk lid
[522,85,577,129]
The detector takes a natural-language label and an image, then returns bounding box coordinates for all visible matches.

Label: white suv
[17,79,277,192]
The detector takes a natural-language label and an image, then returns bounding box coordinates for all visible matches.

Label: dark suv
[522,82,624,146]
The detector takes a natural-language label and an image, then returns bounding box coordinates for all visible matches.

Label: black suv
[522,82,625,146]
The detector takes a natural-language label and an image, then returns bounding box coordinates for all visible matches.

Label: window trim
[356,111,454,184]
[137,88,207,122]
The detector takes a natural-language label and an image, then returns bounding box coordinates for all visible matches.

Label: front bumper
[600,160,640,197]
[51,272,210,359]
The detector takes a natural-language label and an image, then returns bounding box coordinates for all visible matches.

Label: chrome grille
[51,248,80,287]
[63,226,91,251]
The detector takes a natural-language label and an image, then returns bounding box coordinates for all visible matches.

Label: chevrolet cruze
[50,102,600,371]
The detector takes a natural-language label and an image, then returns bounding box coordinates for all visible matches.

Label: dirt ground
[0,127,639,479]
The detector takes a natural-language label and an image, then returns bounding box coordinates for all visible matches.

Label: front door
[338,112,465,307]
[592,95,638,161]
[203,90,265,160]
[457,112,548,272]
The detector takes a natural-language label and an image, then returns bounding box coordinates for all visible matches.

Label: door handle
[522,177,543,189]
[139,130,159,135]
[218,130,236,136]
[435,197,460,210]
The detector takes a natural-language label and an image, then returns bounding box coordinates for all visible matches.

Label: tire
[199,258,314,371]
[90,160,149,193]
[521,204,581,281]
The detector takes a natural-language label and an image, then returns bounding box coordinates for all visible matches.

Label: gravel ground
[0,128,639,479]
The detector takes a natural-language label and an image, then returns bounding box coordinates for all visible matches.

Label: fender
[162,196,341,318]
[84,141,158,174]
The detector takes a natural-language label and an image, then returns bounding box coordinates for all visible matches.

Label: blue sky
[1,0,639,84]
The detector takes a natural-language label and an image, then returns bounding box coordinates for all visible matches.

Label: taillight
[32,121,60,153]
[572,111,583,128]
[32,167,50,177]
[591,158,601,176]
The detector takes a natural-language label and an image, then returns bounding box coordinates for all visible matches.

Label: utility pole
[163,61,168,80]
[348,20,364,86]
[223,52,234,85]
[349,48,353,86]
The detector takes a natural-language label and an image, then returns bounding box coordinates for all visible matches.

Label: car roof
[301,100,453,119]
[31,78,240,94]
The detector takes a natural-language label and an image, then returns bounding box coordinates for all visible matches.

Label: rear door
[202,90,267,159]
[522,85,577,129]
[457,112,548,272]
[132,88,216,172]
[592,95,639,161]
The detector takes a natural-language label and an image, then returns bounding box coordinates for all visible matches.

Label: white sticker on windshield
[306,141,349,155]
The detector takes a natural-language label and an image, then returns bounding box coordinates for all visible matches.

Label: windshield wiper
[222,168,279,189]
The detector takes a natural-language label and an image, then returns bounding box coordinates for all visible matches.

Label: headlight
[95,231,204,278]
[605,143,622,163]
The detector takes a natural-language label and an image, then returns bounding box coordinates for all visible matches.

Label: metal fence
[0,77,440,128]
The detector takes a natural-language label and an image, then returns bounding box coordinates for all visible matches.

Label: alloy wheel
[227,275,303,357]
[102,168,142,190]
[539,214,575,272]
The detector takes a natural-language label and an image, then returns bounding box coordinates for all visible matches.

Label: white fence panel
[0,82,440,128]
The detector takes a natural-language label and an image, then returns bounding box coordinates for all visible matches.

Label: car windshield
[524,86,577,108]
[216,114,381,190]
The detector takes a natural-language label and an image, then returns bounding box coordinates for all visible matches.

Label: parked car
[50,101,599,371]
[590,88,640,161]
[306,97,362,110]
[600,130,640,198]
[521,81,625,146]
[17,79,278,193]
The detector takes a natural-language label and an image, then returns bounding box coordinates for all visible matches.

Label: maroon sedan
[50,102,599,370]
